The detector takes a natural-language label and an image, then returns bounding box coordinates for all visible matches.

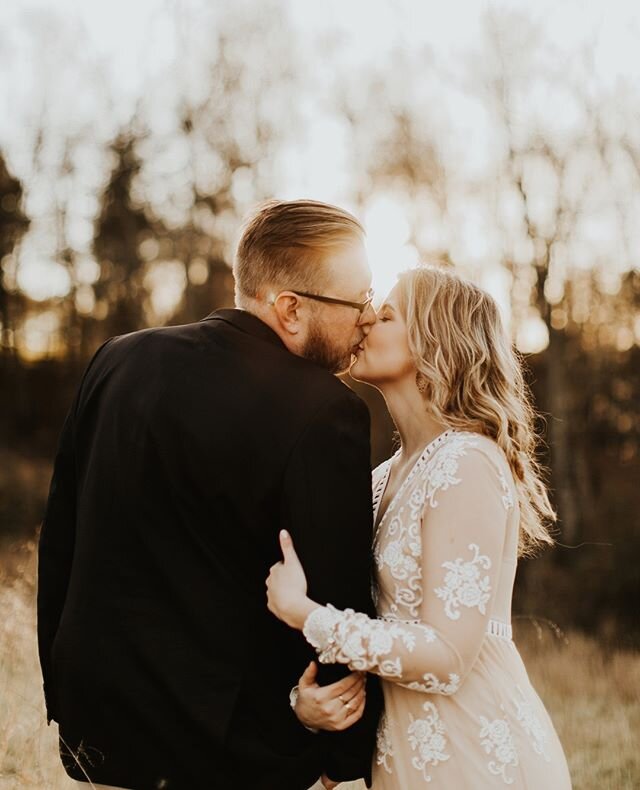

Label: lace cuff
[303,604,343,662]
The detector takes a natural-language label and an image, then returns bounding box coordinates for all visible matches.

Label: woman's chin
[349,355,371,383]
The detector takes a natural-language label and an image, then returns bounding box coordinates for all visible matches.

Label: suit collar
[202,308,286,350]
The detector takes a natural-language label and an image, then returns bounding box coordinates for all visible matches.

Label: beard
[301,319,356,375]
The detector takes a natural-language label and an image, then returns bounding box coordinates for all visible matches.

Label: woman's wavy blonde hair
[397,266,556,557]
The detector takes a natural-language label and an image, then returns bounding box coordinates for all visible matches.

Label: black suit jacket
[37,309,383,790]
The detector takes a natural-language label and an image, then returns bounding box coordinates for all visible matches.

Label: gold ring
[345,701,353,712]
[339,694,346,704]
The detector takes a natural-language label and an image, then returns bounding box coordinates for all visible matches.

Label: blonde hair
[397,266,556,556]
[234,199,364,303]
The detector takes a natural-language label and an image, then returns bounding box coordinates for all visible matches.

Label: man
[38,199,383,789]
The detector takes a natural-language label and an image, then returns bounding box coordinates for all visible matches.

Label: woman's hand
[266,530,319,629]
[294,661,367,732]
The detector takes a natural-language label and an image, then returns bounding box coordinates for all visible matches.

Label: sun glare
[364,195,419,301]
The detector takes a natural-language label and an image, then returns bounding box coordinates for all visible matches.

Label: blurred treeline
[0,5,638,644]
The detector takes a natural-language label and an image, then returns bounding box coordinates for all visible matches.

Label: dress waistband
[486,619,513,640]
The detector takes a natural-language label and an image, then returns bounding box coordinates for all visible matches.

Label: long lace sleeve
[302,443,514,695]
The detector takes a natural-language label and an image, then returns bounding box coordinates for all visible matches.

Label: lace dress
[303,431,572,789]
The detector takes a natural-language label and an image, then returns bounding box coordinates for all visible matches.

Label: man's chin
[334,358,354,376]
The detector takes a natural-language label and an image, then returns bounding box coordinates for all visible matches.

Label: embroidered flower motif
[498,468,515,510]
[408,701,450,781]
[479,716,519,785]
[402,672,461,695]
[368,627,395,656]
[376,712,394,774]
[423,434,479,509]
[409,486,426,510]
[381,540,419,579]
[513,686,551,761]
[435,544,492,621]
[416,624,437,642]
[304,605,416,676]
[374,519,423,619]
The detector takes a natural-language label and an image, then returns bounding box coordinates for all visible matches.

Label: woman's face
[350,284,416,387]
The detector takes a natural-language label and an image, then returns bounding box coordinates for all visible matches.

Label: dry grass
[0,542,74,790]
[1,543,639,789]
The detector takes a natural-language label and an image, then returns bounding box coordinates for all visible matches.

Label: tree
[92,132,155,339]
[0,154,30,357]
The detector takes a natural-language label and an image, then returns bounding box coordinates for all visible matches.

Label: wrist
[292,597,320,630]
[289,685,319,733]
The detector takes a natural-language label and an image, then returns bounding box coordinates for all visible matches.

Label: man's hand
[294,661,366,731]
[321,775,339,789]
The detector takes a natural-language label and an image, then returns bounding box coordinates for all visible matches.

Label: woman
[267,267,572,788]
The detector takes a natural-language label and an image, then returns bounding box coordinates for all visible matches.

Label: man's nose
[358,302,377,328]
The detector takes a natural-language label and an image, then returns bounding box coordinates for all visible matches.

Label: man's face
[300,240,376,374]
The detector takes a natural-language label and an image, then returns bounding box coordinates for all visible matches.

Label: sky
[1,0,640,355]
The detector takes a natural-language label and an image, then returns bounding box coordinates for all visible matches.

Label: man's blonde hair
[397,266,557,557]
[233,199,364,304]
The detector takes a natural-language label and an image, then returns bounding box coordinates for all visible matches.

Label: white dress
[303,430,572,789]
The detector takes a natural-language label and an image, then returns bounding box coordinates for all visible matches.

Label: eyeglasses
[290,288,375,315]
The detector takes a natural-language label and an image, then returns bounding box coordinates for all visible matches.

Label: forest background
[2,0,638,642]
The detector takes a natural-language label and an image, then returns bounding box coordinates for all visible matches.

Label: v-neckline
[373,429,453,536]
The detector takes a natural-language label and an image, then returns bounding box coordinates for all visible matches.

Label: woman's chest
[372,476,427,620]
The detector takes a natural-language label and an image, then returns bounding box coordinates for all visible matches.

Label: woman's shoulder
[418,430,516,511]
[430,430,514,485]
[440,429,507,460]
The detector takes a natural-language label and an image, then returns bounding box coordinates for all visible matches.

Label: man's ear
[272,292,303,335]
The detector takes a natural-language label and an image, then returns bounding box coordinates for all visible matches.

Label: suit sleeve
[37,339,113,724]
[281,386,383,786]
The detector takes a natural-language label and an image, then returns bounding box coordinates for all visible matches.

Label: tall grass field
[2,541,639,789]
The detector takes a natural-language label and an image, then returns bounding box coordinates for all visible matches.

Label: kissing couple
[38,200,572,789]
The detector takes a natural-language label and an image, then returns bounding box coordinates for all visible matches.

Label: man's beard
[301,319,355,375]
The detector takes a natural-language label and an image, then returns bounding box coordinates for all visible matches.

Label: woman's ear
[272,292,302,335]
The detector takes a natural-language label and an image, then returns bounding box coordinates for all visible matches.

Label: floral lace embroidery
[373,511,422,618]
[479,716,519,785]
[513,686,551,761]
[401,672,461,695]
[498,468,515,510]
[408,701,450,781]
[376,712,394,774]
[380,538,419,581]
[423,433,480,509]
[303,605,416,676]
[373,433,479,619]
[435,543,492,621]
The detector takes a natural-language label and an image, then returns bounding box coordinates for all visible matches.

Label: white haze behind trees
[1,0,639,357]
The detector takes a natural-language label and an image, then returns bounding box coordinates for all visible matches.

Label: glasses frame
[289,288,375,314]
